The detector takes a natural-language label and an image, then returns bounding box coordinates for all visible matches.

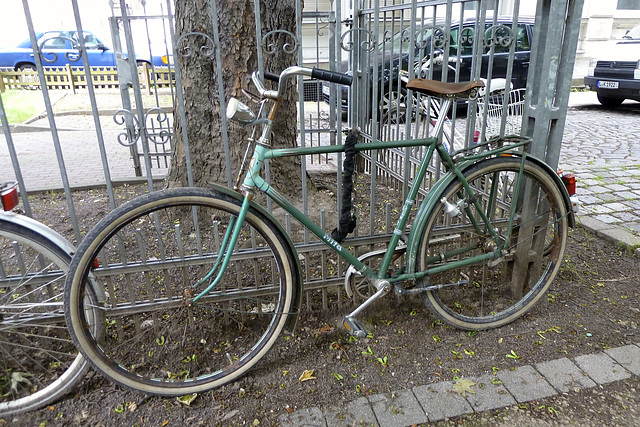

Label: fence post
[66,64,77,94]
[0,71,5,93]
[142,62,151,96]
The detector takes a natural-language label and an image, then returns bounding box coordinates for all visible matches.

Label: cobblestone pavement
[1,90,639,425]
[560,94,640,246]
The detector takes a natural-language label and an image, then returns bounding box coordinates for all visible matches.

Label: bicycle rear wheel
[416,156,569,330]
[0,216,88,416]
[65,187,299,396]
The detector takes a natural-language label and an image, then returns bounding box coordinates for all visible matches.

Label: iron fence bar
[296,0,311,244]
[523,0,584,168]
[21,0,81,243]
[210,0,232,188]
[118,0,155,190]
[164,0,195,187]
[70,0,117,212]
[108,15,141,177]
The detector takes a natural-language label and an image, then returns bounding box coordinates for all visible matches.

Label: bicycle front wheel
[416,156,569,330]
[65,187,299,396]
[0,216,88,416]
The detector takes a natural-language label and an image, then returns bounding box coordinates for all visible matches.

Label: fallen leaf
[11,372,34,393]
[128,402,137,412]
[319,325,331,333]
[221,409,240,421]
[452,378,477,397]
[162,421,169,426]
[299,369,316,382]
[285,405,293,413]
[176,393,198,406]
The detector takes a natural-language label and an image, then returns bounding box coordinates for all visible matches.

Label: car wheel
[379,86,414,124]
[17,64,39,90]
[597,94,624,107]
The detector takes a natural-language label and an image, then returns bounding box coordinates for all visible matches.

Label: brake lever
[241,88,262,104]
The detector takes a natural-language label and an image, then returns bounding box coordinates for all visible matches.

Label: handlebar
[252,66,352,100]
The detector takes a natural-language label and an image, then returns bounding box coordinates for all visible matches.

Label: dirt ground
[2,180,640,426]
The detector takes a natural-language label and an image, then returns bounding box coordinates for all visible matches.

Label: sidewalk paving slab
[463,373,516,413]
[367,389,427,427]
[535,357,597,393]
[574,352,631,384]
[413,380,474,422]
[278,406,326,427]
[324,397,379,427]
[496,365,556,403]
[605,344,640,376]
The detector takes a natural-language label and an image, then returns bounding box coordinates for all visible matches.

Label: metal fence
[0,0,583,311]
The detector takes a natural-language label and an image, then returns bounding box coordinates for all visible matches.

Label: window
[617,0,640,10]
[42,32,67,49]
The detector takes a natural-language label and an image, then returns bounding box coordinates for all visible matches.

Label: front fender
[208,184,303,334]
[404,153,575,275]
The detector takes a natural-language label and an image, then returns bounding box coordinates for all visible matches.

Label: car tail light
[1,182,19,211]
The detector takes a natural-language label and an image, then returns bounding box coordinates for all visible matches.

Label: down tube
[257,177,372,277]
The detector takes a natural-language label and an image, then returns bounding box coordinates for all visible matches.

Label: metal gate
[0,0,583,310]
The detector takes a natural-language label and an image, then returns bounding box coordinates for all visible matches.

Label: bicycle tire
[0,217,88,416]
[65,187,299,396]
[416,156,569,330]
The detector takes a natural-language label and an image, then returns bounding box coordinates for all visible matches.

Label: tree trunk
[168,0,305,198]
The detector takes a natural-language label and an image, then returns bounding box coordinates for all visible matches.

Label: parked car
[322,16,534,116]
[584,21,640,107]
[0,30,164,71]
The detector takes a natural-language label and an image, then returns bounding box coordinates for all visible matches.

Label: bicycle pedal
[343,316,367,338]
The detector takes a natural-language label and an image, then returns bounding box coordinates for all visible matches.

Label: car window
[70,31,101,50]
[516,24,530,51]
[382,26,434,53]
[624,22,640,39]
[41,32,67,49]
[485,23,529,53]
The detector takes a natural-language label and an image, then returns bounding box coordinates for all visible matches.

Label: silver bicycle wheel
[416,156,569,330]
[0,216,88,416]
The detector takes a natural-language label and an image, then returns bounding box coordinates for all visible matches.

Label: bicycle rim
[417,157,569,330]
[65,188,297,396]
[0,220,87,416]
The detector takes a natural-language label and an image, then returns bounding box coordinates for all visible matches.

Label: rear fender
[404,153,575,275]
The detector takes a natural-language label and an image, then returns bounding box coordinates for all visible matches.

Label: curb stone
[278,343,640,427]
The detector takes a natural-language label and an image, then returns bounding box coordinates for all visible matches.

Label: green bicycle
[64,66,574,396]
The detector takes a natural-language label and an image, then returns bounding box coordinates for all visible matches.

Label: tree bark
[168,0,305,198]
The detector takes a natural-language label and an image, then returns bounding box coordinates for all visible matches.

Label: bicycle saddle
[407,79,485,99]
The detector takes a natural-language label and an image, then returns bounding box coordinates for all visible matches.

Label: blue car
[0,30,164,71]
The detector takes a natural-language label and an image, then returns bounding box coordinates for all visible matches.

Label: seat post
[431,97,452,136]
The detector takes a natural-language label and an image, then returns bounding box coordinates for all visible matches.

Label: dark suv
[322,17,534,114]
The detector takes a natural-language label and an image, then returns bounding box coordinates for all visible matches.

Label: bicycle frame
[193,103,530,302]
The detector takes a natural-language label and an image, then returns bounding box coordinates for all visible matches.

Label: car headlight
[587,57,597,77]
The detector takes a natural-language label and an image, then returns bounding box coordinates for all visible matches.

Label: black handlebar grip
[264,71,280,83]
[311,68,353,86]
